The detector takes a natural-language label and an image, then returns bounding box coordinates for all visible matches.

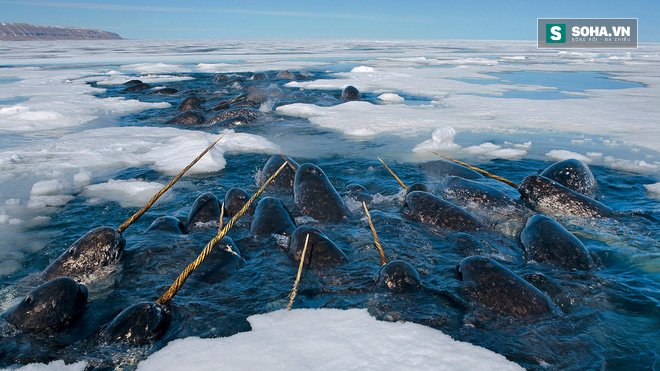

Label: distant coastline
[0,22,121,41]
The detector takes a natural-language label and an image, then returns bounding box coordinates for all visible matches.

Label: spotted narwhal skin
[420,160,484,180]
[520,214,595,271]
[204,108,262,126]
[518,175,613,218]
[377,260,422,293]
[294,163,348,223]
[259,155,300,190]
[288,226,348,267]
[186,192,221,231]
[402,191,487,232]
[540,159,597,197]
[456,255,555,318]
[251,197,296,236]
[440,176,525,211]
[3,277,88,331]
[42,226,125,282]
[99,301,170,344]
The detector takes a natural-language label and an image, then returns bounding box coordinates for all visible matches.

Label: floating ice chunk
[604,156,659,173]
[545,149,592,164]
[73,171,93,186]
[377,93,404,102]
[30,179,68,196]
[463,142,527,160]
[137,309,524,371]
[351,66,374,73]
[120,62,190,75]
[9,360,87,371]
[27,195,74,209]
[413,127,461,153]
[0,127,279,182]
[83,179,168,208]
[644,183,660,196]
[277,102,449,138]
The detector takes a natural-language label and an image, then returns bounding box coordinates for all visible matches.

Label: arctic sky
[1,0,658,41]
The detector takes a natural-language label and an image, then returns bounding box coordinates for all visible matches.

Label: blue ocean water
[0,41,658,369]
[456,71,643,99]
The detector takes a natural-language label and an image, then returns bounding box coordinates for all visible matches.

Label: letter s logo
[550,26,562,41]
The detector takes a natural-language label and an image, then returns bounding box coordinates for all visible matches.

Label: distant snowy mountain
[0,22,121,40]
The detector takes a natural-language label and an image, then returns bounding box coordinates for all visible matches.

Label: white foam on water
[137,309,524,371]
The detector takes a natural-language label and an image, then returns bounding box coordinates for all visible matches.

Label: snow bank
[138,309,523,371]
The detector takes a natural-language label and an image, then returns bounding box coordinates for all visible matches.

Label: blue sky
[1,0,658,41]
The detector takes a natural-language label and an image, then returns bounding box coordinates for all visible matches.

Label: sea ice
[137,309,524,371]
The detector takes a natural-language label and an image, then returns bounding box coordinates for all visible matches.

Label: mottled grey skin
[214,74,230,82]
[145,216,186,234]
[377,260,421,293]
[294,163,348,223]
[42,226,125,282]
[3,277,88,331]
[406,183,429,195]
[341,85,361,100]
[276,71,296,80]
[121,82,150,93]
[345,184,372,203]
[177,96,205,111]
[251,197,296,236]
[402,191,487,232]
[122,79,143,86]
[99,301,170,344]
[520,214,594,271]
[251,72,267,80]
[186,192,221,231]
[518,175,613,218]
[165,110,205,125]
[194,236,243,284]
[223,187,255,217]
[439,176,524,211]
[456,256,555,318]
[420,160,484,180]
[204,108,262,126]
[540,159,597,197]
[258,155,300,190]
[245,87,268,104]
[288,226,348,267]
[150,87,178,95]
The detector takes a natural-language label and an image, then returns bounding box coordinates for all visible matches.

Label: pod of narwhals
[116,68,366,129]
[2,150,616,353]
